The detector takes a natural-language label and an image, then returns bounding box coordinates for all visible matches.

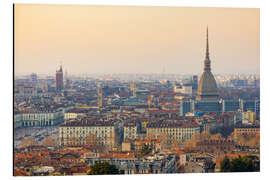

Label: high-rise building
[197,27,219,101]
[221,99,240,112]
[97,83,103,107]
[195,100,220,113]
[30,73,38,85]
[64,69,71,89]
[130,82,137,97]
[239,99,256,112]
[192,75,198,91]
[179,99,195,116]
[56,65,63,91]
[255,99,260,117]
[148,94,155,109]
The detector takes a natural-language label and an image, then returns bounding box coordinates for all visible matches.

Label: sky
[14,4,260,75]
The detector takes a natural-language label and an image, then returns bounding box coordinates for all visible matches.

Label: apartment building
[59,120,117,150]
[146,120,200,144]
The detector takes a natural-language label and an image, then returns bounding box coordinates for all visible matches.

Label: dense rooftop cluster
[14,71,260,175]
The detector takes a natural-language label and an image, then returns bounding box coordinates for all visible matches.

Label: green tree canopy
[88,161,120,175]
[220,155,259,172]
[220,156,231,172]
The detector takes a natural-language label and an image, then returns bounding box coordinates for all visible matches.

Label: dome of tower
[196,27,219,101]
[197,71,218,95]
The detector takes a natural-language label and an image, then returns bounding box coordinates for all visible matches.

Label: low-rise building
[121,141,133,152]
[233,125,259,140]
[146,120,201,144]
[64,107,93,120]
[15,110,64,128]
[174,84,192,95]
[242,110,256,124]
[84,152,176,174]
[59,120,117,150]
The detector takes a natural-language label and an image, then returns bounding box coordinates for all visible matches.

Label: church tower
[56,65,64,92]
[197,27,219,101]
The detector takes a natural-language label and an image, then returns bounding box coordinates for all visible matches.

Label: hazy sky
[14,4,260,75]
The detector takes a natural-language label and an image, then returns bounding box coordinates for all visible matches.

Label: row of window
[148,129,198,133]
[62,127,113,130]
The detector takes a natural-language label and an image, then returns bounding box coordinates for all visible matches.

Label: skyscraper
[197,27,219,101]
[56,65,63,92]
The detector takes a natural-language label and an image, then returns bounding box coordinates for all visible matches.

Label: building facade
[59,120,117,150]
[233,125,260,141]
[221,99,240,112]
[242,110,256,124]
[146,121,201,144]
[123,121,138,140]
[15,110,64,128]
[56,65,64,92]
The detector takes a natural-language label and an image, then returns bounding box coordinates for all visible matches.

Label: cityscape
[14,5,260,176]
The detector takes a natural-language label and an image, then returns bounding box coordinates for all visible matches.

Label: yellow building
[242,110,256,124]
[233,125,259,142]
[146,121,200,144]
[130,82,137,92]
[98,90,103,107]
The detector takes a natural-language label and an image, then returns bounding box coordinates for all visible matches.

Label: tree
[220,155,259,172]
[220,156,231,172]
[204,159,216,173]
[140,143,152,156]
[88,161,120,175]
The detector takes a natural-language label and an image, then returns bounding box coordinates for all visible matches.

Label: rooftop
[60,119,115,127]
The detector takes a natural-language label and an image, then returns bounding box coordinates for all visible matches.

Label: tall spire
[204,26,211,72]
[206,26,209,59]
[197,27,218,101]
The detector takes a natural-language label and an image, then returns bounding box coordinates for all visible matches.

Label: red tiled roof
[14,169,28,176]
[148,110,178,113]
[100,153,135,159]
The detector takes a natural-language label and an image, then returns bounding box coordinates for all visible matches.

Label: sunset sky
[14,4,260,75]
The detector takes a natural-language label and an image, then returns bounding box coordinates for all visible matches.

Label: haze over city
[13,4,261,176]
[15,5,259,75]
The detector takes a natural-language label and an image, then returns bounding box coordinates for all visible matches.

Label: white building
[59,120,117,150]
[123,121,137,140]
[64,112,79,120]
[15,110,64,127]
[174,84,192,96]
